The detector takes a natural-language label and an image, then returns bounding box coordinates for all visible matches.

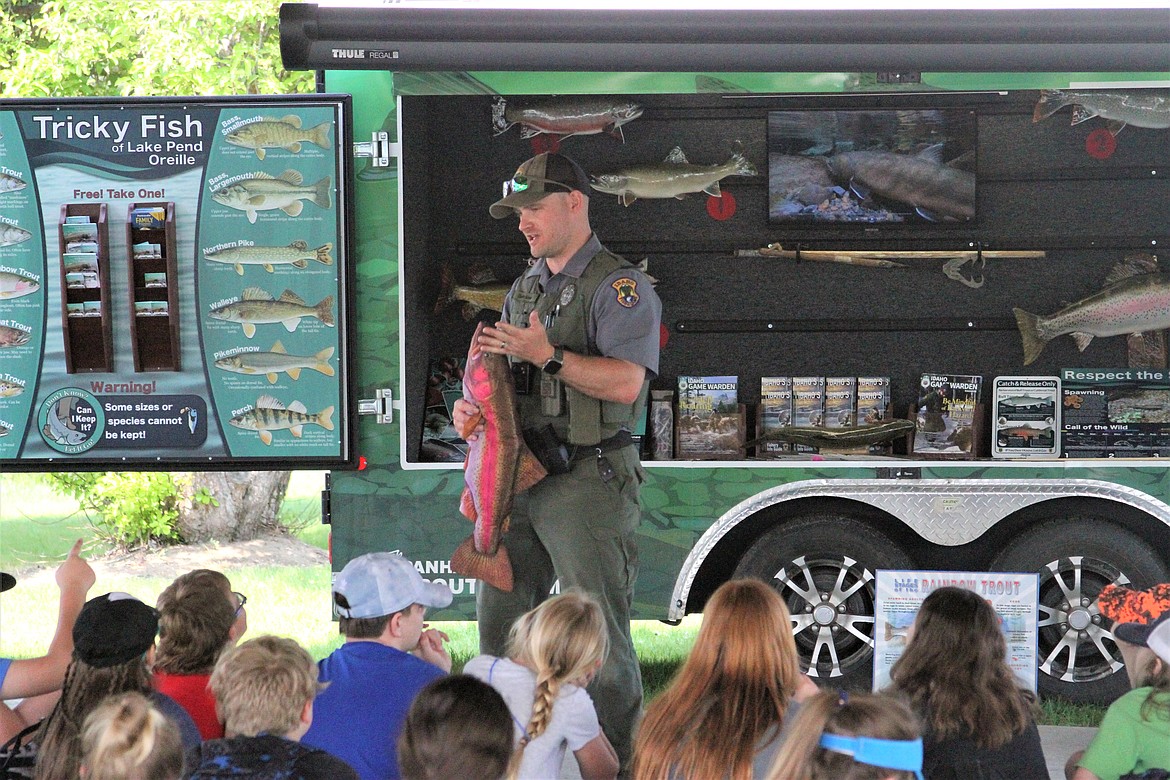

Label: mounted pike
[210,170,331,224]
[450,322,547,592]
[492,96,642,142]
[208,287,335,338]
[225,115,332,160]
[204,240,333,275]
[1033,89,1170,135]
[589,146,758,206]
[214,341,335,384]
[748,419,916,451]
[229,394,334,445]
[434,264,511,320]
[1014,270,1170,365]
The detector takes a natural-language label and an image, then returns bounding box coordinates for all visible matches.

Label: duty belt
[568,430,634,461]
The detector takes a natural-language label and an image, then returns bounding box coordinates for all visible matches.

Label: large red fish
[450,322,546,591]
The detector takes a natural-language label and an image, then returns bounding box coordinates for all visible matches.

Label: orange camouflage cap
[1097,582,1170,625]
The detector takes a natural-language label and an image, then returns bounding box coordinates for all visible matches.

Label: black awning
[279,4,1170,73]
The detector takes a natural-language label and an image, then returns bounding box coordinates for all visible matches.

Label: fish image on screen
[767,108,977,225]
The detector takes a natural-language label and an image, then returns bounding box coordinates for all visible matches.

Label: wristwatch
[542,346,564,375]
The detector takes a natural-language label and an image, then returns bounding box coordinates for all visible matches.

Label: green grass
[0,474,98,570]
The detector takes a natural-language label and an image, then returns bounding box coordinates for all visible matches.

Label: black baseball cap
[73,592,159,668]
[0,572,14,593]
[490,153,591,219]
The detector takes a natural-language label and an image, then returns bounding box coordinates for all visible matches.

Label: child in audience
[767,690,925,780]
[632,578,818,780]
[153,569,247,740]
[34,593,199,780]
[1070,612,1170,780]
[886,585,1047,780]
[465,590,618,780]
[79,691,184,780]
[398,674,514,780]
[184,635,360,779]
[0,540,95,743]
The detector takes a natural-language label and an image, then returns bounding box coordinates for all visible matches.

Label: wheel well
[975,496,1170,569]
[683,496,919,613]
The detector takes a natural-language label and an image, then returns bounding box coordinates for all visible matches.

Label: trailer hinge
[357,388,394,424]
[352,132,398,168]
[320,473,332,526]
[879,466,921,480]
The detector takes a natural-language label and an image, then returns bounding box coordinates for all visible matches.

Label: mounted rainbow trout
[450,323,547,592]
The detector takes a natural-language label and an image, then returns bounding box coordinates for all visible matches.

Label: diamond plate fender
[667,478,1170,620]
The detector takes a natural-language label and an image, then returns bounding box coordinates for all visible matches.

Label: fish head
[589,173,628,195]
[211,184,249,208]
[612,103,644,124]
[215,356,245,371]
[225,127,260,149]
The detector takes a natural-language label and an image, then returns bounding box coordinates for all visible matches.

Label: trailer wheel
[991,517,1170,704]
[733,514,913,690]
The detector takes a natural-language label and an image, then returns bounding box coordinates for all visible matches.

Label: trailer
[279,3,1170,703]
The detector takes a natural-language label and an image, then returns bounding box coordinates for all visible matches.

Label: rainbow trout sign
[0,96,354,468]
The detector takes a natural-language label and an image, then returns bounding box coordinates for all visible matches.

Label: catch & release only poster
[0,95,354,469]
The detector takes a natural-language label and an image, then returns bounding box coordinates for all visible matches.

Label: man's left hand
[479,311,554,367]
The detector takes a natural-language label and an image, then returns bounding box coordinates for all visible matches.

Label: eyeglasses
[501,175,573,199]
[232,591,247,616]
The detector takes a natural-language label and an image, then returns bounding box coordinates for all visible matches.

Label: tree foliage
[0,0,313,98]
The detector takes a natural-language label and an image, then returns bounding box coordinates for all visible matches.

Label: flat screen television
[767,108,977,225]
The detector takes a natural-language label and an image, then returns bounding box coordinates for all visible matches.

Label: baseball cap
[1115,611,1170,664]
[1097,582,1170,625]
[489,152,591,219]
[332,552,453,619]
[0,572,14,593]
[73,592,159,668]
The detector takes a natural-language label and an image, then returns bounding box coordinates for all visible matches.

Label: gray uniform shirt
[502,233,661,377]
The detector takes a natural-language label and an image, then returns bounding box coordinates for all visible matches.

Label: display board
[0,96,354,469]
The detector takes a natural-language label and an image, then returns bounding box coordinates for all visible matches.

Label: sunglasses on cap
[819,733,925,780]
[501,175,575,198]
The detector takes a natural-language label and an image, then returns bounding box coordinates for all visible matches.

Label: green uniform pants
[477,443,644,774]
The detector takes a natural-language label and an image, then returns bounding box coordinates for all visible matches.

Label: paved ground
[556,724,1099,779]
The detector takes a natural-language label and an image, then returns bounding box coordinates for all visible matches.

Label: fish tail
[1013,307,1049,366]
[450,536,514,592]
[315,296,336,327]
[490,96,512,136]
[316,406,335,431]
[314,346,336,376]
[309,121,332,150]
[312,177,332,210]
[434,264,456,314]
[732,152,758,176]
[1033,89,1069,123]
[313,244,334,265]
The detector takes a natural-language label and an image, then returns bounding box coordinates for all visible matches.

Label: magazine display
[913,373,982,456]
[677,376,743,459]
[758,377,793,457]
[993,376,1060,458]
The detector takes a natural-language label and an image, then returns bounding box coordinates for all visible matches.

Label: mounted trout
[589,146,757,206]
[450,322,547,592]
[491,96,643,142]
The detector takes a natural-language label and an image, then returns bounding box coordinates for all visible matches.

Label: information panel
[0,96,353,469]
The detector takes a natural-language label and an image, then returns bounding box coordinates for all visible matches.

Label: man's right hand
[452,398,484,442]
[56,539,96,596]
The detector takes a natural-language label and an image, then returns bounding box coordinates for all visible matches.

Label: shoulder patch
[611,277,639,308]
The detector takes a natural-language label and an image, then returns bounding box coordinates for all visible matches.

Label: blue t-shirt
[301,642,444,780]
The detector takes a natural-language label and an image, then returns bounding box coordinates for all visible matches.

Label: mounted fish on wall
[1033,89,1170,136]
[1013,253,1170,366]
[491,96,643,153]
[588,146,758,207]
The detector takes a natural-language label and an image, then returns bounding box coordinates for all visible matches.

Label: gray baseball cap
[332,552,453,619]
[490,152,590,219]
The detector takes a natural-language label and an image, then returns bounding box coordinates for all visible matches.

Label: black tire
[990,517,1170,704]
[733,514,913,690]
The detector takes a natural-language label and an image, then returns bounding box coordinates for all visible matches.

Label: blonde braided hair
[504,590,608,778]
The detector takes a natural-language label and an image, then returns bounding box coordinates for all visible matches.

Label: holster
[522,424,571,475]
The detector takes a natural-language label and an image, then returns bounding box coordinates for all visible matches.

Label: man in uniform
[453,151,661,773]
